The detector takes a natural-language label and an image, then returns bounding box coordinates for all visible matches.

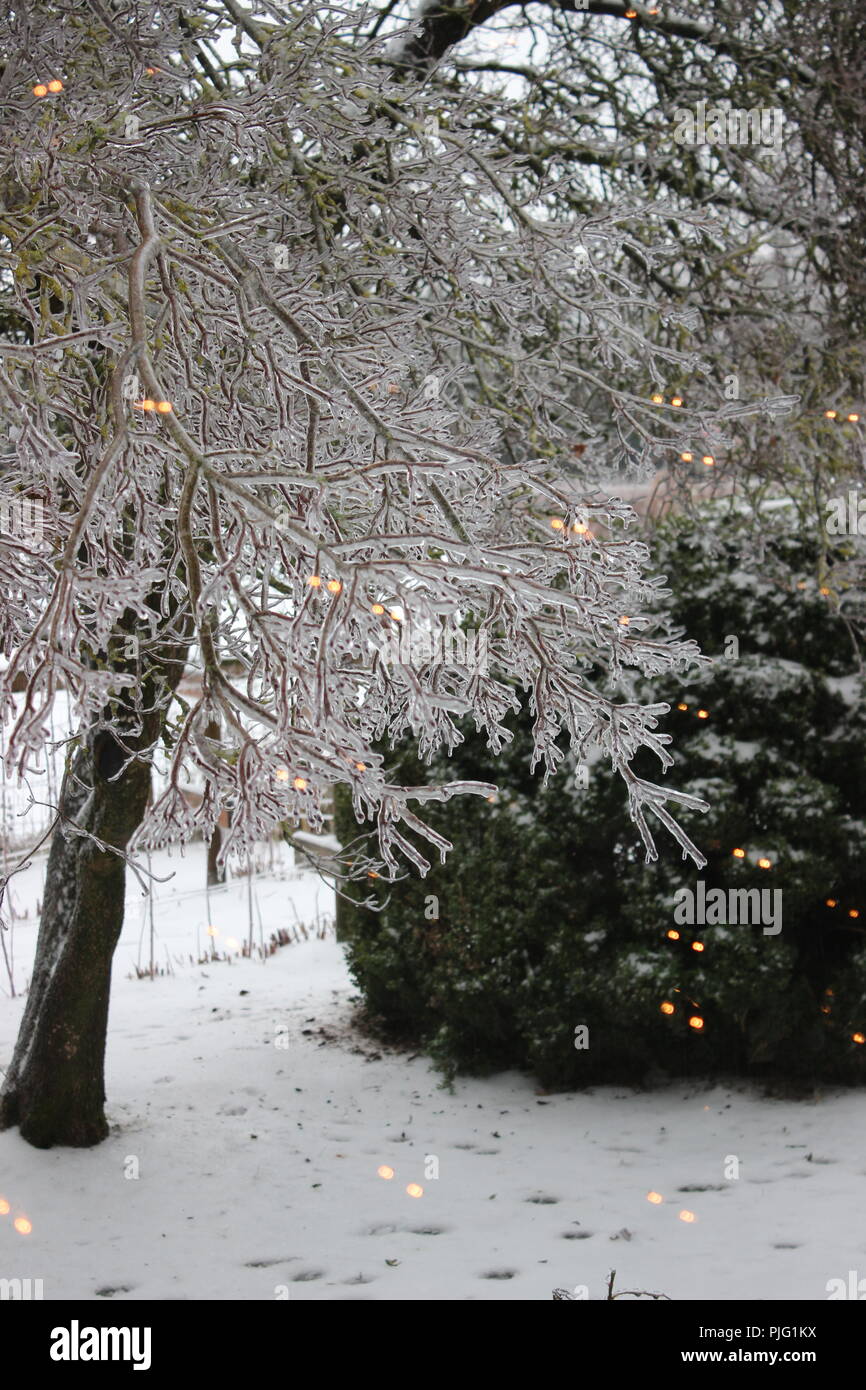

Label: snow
[1,841,864,1301]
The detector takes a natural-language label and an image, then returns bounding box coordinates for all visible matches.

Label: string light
[853,1033,865,1045]
[650,392,664,404]
[732,848,745,859]
[848,909,859,919]
[156,400,173,413]
[13,1217,32,1235]
[696,708,709,719]
[702,455,715,466]
[367,870,379,879]
[275,768,289,781]
[619,615,630,626]
[647,1191,664,1203]
[660,1001,675,1015]
[758,857,772,870]
[326,579,342,594]
[0,1198,9,1215]
[136,399,156,411]
[550,517,565,530]
[355,761,366,771]
[848,413,860,423]
[826,898,837,907]
[677,702,688,710]
[292,777,308,791]
[666,929,680,941]
[307,575,322,587]
[688,1015,704,1031]
[824,410,838,419]
[671,396,684,408]
[378,1165,394,1180]
[47,79,64,93]
[691,941,705,953]
[680,452,694,462]
[625,9,638,17]
[572,521,589,534]
[406,1183,424,1198]
[389,608,403,621]
[371,602,385,614]
[678,1210,697,1223]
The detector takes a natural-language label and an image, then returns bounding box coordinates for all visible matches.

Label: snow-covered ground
[1,842,864,1302]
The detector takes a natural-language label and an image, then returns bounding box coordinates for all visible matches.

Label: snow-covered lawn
[1,843,863,1301]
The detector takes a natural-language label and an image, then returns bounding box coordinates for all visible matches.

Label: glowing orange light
[680,452,694,462]
[368,871,379,879]
[0,1198,9,1215]
[625,10,638,17]
[692,941,705,953]
[389,609,403,621]
[326,580,342,594]
[156,400,173,413]
[660,1001,675,1015]
[137,399,156,411]
[824,410,838,419]
[292,777,308,791]
[688,1015,704,1031]
[275,768,289,781]
[378,1165,395,1180]
[650,392,664,404]
[406,1183,424,1199]
[371,603,385,614]
[572,522,589,534]
[849,909,860,919]
[677,702,688,711]
[13,1217,32,1235]
[853,1033,865,1045]
[647,1191,664,1203]
[696,709,709,719]
[679,1210,697,1223]
[826,898,837,907]
[486,794,497,803]
[307,575,322,587]
[671,396,684,408]
[848,413,860,423]
[550,517,565,530]
[758,857,772,870]
[821,1005,831,1015]
[206,926,218,938]
[666,930,680,941]
[820,586,830,596]
[619,616,630,626]
[732,848,745,858]
[32,84,48,97]
[145,67,158,75]
[702,455,715,466]
[47,80,64,93]
[355,762,366,771]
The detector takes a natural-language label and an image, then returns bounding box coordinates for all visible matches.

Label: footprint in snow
[481,1270,517,1280]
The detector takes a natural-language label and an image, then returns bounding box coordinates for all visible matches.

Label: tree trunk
[0,630,189,1147]
[206,822,225,887]
[204,715,226,887]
